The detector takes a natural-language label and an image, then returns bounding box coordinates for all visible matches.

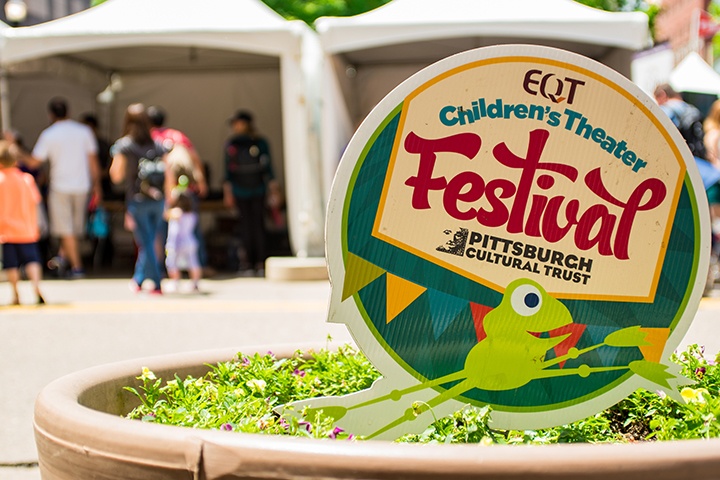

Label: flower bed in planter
[35,344,720,480]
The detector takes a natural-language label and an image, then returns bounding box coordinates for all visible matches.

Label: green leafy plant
[125,343,720,443]
[125,343,376,438]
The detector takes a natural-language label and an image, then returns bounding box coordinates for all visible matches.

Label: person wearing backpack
[110,103,169,294]
[222,110,275,276]
[656,84,720,293]
[654,83,708,160]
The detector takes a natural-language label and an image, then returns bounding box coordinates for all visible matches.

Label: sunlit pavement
[0,276,349,479]
[1,277,719,480]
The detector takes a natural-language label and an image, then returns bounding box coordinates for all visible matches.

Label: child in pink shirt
[0,140,45,305]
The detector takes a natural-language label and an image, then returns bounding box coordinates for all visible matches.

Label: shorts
[2,242,42,269]
[48,190,89,237]
[166,244,200,271]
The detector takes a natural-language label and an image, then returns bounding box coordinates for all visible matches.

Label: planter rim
[35,343,720,480]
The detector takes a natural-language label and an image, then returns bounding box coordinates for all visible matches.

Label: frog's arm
[540,326,651,369]
[540,343,604,369]
[536,360,679,388]
[534,364,629,379]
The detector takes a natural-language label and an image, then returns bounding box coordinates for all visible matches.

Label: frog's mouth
[472,305,583,345]
[527,324,585,340]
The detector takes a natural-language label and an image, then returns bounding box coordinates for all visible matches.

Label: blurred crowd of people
[0,97,283,304]
[654,84,720,294]
[6,81,719,305]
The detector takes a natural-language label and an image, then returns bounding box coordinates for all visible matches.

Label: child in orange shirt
[0,140,45,305]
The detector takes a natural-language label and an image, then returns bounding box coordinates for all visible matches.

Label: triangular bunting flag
[470,302,493,342]
[386,273,426,324]
[427,289,469,339]
[342,253,386,301]
[638,328,671,363]
[548,323,587,368]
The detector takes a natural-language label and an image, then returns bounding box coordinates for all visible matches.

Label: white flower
[246,378,267,394]
[140,367,156,381]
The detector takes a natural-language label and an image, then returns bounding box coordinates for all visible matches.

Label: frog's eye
[510,283,542,317]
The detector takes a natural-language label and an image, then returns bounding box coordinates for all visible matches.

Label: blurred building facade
[654,0,714,64]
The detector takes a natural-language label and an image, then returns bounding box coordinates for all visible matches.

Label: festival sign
[286,45,709,440]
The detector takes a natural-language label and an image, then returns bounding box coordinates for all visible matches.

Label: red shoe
[149,288,163,296]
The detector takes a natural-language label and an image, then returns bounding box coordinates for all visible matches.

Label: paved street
[0,276,718,480]
[0,275,351,480]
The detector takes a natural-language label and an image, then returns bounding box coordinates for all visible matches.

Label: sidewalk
[0,275,349,480]
[1,277,718,480]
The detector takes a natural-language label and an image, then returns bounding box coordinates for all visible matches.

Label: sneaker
[128,280,141,293]
[69,268,86,279]
[149,288,163,296]
[47,256,64,270]
[47,256,68,277]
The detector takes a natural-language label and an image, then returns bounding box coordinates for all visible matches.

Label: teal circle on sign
[344,108,699,411]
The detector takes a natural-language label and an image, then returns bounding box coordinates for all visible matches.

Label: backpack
[226,137,267,189]
[666,101,707,160]
[135,144,166,200]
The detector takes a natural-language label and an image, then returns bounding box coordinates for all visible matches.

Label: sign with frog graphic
[287,45,710,440]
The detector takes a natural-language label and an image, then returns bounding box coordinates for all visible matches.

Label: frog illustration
[304,278,677,439]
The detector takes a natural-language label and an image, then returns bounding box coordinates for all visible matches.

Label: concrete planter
[35,345,720,480]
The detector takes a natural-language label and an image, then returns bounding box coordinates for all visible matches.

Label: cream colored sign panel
[373,58,684,302]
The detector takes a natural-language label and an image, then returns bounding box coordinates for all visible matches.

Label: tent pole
[0,68,11,132]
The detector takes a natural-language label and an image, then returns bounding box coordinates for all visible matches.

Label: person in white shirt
[14,98,101,278]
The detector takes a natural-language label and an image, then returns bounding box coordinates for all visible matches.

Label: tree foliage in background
[262,0,657,31]
[89,0,657,34]
[574,0,659,39]
[260,0,391,25]
[709,1,720,63]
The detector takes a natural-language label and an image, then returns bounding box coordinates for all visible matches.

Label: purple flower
[328,426,344,439]
[241,356,250,367]
[279,417,289,430]
[696,366,707,377]
[347,434,355,441]
[298,421,312,433]
[141,412,157,422]
[221,423,233,431]
[293,369,306,377]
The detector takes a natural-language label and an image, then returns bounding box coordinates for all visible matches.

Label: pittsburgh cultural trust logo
[437,227,593,285]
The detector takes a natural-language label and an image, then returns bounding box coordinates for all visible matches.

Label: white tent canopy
[315,0,650,199]
[669,51,720,96]
[1,0,325,257]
